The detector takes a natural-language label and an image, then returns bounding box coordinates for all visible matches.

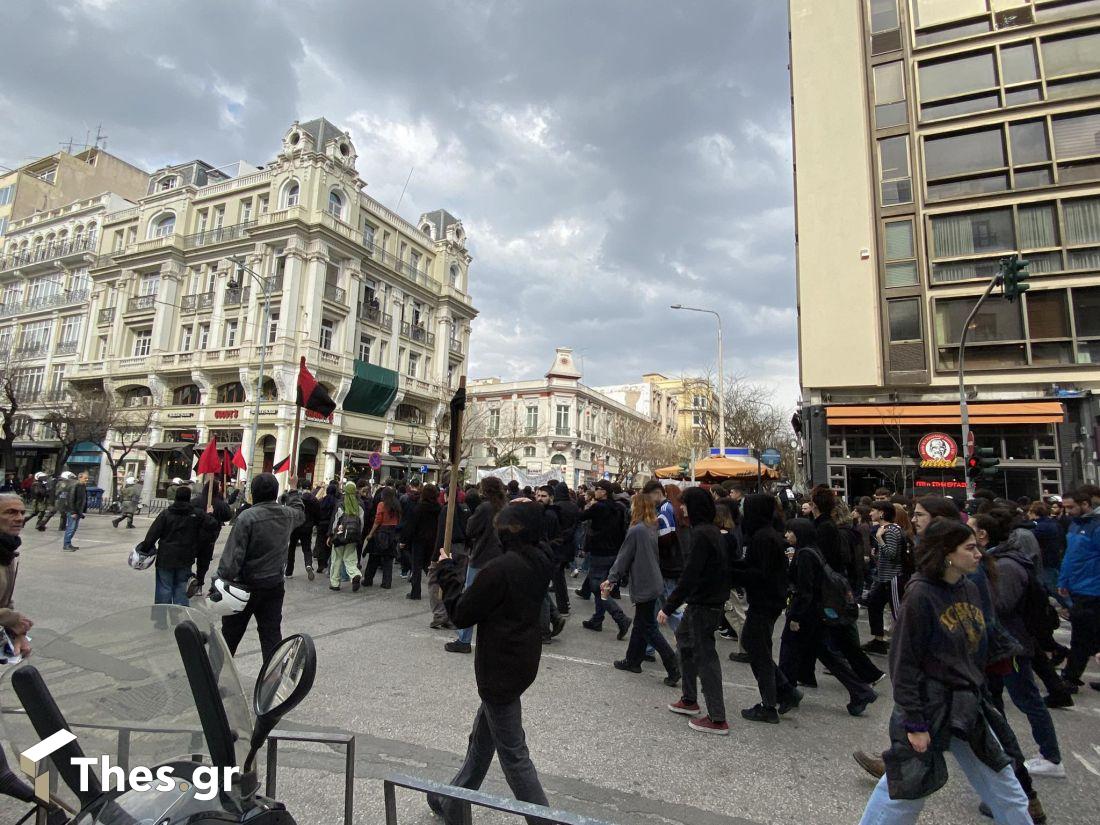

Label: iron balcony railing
[224,286,249,306]
[401,322,435,346]
[182,220,257,249]
[126,294,156,312]
[180,292,215,313]
[323,283,347,304]
[0,289,90,316]
[13,344,48,358]
[362,240,433,288]
[0,235,97,271]
[360,304,394,330]
[54,340,80,355]
[98,307,115,325]
[449,338,462,355]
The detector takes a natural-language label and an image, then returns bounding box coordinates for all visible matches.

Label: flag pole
[290,357,306,483]
[441,377,467,558]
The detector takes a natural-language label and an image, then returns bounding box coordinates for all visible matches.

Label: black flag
[448,382,466,463]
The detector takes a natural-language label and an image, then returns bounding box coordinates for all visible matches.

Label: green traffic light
[1002,254,1031,302]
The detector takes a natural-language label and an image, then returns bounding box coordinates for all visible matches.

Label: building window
[172,384,201,405]
[1052,111,1100,182]
[555,404,570,436]
[924,127,1007,201]
[328,190,344,219]
[216,382,246,403]
[149,213,176,238]
[884,220,918,287]
[197,323,209,350]
[96,334,107,360]
[407,353,419,377]
[487,409,500,437]
[240,198,252,222]
[283,181,299,208]
[929,207,1015,283]
[873,61,907,129]
[133,329,152,357]
[58,315,81,345]
[139,273,159,296]
[0,218,7,237]
[363,223,376,248]
[320,319,334,351]
[526,405,538,434]
[180,325,192,350]
[158,176,178,191]
[20,320,50,351]
[223,319,238,347]
[359,333,373,362]
[879,136,912,205]
[887,298,922,342]
[267,312,279,344]
[869,0,901,54]
[934,295,1025,369]
[449,265,459,287]
[70,267,90,293]
[49,364,65,392]
[0,185,13,206]
[523,446,536,458]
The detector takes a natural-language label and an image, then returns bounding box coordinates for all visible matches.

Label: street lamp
[226,255,274,497]
[670,304,724,456]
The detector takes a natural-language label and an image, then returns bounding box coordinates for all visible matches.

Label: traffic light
[967,446,1000,481]
[1001,254,1030,302]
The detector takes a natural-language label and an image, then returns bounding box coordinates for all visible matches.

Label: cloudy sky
[1,0,797,405]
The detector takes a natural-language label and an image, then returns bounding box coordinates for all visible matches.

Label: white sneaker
[1024,756,1066,778]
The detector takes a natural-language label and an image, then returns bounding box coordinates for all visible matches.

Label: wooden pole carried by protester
[440,377,467,558]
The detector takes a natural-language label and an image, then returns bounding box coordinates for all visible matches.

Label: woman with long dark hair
[858,519,1031,825]
[363,485,401,588]
[446,476,506,654]
[402,483,441,601]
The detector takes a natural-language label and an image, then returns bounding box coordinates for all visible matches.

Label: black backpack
[332,512,362,547]
[807,547,858,626]
[1011,557,1060,638]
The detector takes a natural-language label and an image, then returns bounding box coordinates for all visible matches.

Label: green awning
[343,360,399,417]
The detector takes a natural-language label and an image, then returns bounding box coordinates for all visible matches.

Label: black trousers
[780,617,876,704]
[865,579,892,638]
[314,528,331,572]
[285,527,313,575]
[834,622,885,683]
[1064,593,1100,682]
[221,582,285,664]
[364,553,393,587]
[551,560,570,613]
[194,539,216,586]
[625,599,677,674]
[741,606,792,708]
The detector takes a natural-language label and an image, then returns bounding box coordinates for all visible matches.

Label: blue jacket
[1058,510,1100,597]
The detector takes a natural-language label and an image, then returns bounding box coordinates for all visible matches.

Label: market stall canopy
[655,456,779,481]
[343,361,399,417]
[825,401,1065,427]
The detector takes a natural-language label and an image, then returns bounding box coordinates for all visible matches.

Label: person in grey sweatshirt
[602,493,680,685]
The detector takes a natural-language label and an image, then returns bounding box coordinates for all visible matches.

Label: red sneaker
[667,699,701,716]
[688,716,730,735]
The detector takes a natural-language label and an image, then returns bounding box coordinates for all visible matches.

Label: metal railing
[449,338,463,355]
[323,283,347,304]
[401,322,435,346]
[224,286,249,306]
[126,294,156,312]
[13,344,48,358]
[54,340,80,355]
[97,307,115,325]
[360,304,393,330]
[363,240,434,289]
[181,292,215,313]
[0,235,97,271]
[383,773,615,825]
[0,289,90,316]
[182,220,258,249]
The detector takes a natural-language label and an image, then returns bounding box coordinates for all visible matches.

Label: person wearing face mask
[857,520,1031,825]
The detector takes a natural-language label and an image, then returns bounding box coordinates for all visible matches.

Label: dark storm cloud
[0,0,798,403]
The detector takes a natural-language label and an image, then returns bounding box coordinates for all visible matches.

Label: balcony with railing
[98,307,115,325]
[359,304,393,330]
[224,286,249,307]
[13,344,48,359]
[54,340,80,355]
[182,220,257,249]
[180,292,215,313]
[401,322,435,347]
[0,235,97,272]
[0,289,90,317]
[449,338,463,356]
[323,283,347,305]
[362,240,434,290]
[126,294,156,313]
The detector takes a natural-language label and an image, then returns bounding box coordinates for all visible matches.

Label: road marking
[21,729,76,764]
[1070,750,1100,778]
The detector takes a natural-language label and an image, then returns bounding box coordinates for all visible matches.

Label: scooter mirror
[254,634,316,719]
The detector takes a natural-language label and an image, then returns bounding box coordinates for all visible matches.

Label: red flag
[232,448,247,470]
[196,437,220,475]
[272,455,290,473]
[222,450,233,477]
[296,357,336,416]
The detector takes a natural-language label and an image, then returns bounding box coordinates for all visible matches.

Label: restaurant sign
[917,432,958,468]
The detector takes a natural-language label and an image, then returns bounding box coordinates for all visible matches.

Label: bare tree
[41,392,157,498]
[0,351,31,477]
[467,402,529,468]
[608,416,681,486]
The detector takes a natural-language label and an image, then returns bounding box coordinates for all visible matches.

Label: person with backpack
[187,480,233,598]
[779,518,877,718]
[285,479,320,581]
[363,485,401,588]
[36,471,72,533]
[861,500,906,656]
[29,472,49,519]
[137,486,212,606]
[971,509,1067,780]
[327,482,363,592]
[577,479,631,638]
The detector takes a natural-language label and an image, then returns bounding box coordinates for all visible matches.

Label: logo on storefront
[213,409,240,419]
[918,432,958,468]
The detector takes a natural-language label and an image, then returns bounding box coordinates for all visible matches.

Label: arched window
[121,386,153,407]
[149,213,176,239]
[283,181,300,208]
[327,190,344,219]
[158,176,178,192]
[171,384,201,405]
[449,265,459,287]
[260,378,278,400]
[550,453,568,466]
[216,381,246,403]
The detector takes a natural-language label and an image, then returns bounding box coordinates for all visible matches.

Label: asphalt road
[2,512,1098,824]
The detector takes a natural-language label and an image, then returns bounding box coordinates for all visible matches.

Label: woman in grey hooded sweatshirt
[602,493,680,685]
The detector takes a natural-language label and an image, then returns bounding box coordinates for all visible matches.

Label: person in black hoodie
[549,482,579,615]
[429,502,554,824]
[285,479,320,581]
[578,479,631,637]
[429,485,468,629]
[314,482,338,574]
[858,519,1031,824]
[187,480,233,598]
[139,487,211,606]
[660,487,730,735]
[402,483,441,601]
[733,494,803,724]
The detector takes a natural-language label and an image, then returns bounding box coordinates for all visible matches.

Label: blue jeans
[1040,566,1071,609]
[456,565,480,644]
[859,736,1030,825]
[990,657,1061,764]
[154,567,191,606]
[63,513,81,547]
[587,558,627,627]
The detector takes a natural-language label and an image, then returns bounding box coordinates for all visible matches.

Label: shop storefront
[147,429,198,496]
[66,441,104,476]
[13,441,61,478]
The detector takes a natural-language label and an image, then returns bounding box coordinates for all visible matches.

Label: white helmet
[128,546,155,570]
[34,472,46,480]
[172,477,183,485]
[125,476,135,485]
[206,578,251,616]
[61,471,75,480]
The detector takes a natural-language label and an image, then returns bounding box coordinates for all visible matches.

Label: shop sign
[917,432,958,468]
[258,408,278,416]
[552,441,570,451]
[167,412,195,420]
[166,430,199,442]
[213,409,240,420]
[389,444,404,454]
[915,479,966,489]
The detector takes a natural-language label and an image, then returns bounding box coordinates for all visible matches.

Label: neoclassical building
[69,117,476,498]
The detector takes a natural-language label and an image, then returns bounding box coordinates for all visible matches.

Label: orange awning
[654,457,779,481]
[826,401,1064,427]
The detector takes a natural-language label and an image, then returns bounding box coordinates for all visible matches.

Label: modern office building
[65,117,475,498]
[467,347,656,487]
[791,0,1100,500]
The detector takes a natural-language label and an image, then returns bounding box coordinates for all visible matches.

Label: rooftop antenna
[60,137,75,154]
[93,124,108,151]
[395,166,414,212]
